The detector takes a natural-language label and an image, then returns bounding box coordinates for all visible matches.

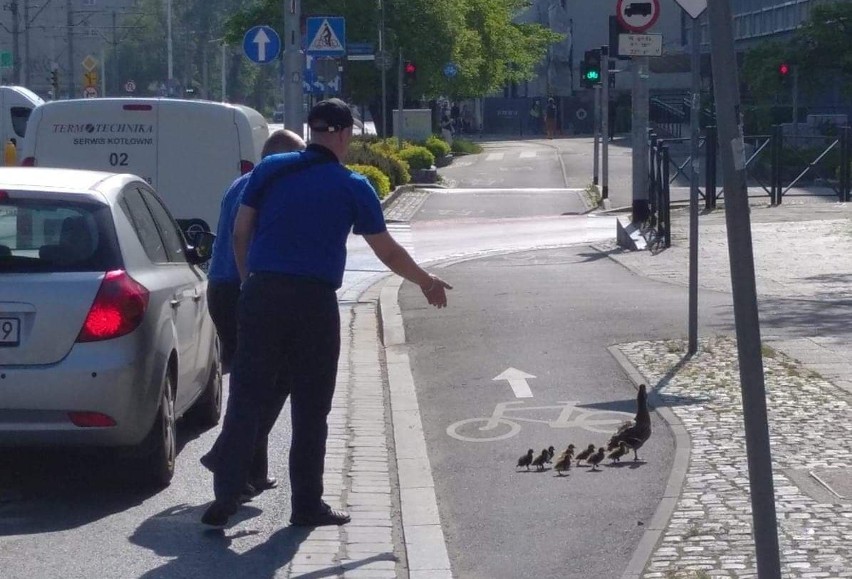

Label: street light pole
[380,0,387,137]
[283,0,305,137]
[166,0,173,94]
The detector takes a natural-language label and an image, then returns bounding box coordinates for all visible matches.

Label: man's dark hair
[262,129,305,158]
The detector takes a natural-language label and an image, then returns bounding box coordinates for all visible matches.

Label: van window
[119,189,168,263]
[0,197,121,273]
[10,107,32,139]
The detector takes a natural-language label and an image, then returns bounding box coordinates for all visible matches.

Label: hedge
[423,135,451,159]
[348,164,391,198]
[398,146,435,171]
[347,142,411,188]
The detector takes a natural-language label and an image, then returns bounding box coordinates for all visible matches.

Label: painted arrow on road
[254,28,271,62]
[493,367,535,398]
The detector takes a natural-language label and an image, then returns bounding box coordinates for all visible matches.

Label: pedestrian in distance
[528,99,542,135]
[440,112,454,146]
[201,97,451,529]
[545,97,558,139]
[203,129,306,500]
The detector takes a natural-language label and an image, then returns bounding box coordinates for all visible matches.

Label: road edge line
[607,344,691,579]
[379,276,454,579]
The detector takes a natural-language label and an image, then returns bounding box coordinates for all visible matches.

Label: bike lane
[392,246,736,579]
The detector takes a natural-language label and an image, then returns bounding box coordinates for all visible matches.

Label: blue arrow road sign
[305,17,346,57]
[443,63,459,78]
[243,25,281,64]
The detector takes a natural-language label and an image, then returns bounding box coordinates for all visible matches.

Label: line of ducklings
[516,441,631,475]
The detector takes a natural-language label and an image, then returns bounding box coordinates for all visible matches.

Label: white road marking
[519,151,537,159]
[485,152,505,162]
[493,367,535,398]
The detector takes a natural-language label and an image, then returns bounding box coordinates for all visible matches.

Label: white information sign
[618,33,663,57]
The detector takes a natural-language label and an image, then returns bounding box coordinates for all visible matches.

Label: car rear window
[0,195,122,273]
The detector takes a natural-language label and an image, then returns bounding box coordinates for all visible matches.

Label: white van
[0,86,44,163]
[20,98,268,233]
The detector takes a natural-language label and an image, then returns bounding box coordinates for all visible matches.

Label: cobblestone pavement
[597,198,852,578]
[616,336,852,579]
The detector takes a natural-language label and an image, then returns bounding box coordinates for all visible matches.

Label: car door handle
[192,292,202,303]
[170,299,181,308]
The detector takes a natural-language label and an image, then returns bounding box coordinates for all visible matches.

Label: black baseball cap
[308,98,354,133]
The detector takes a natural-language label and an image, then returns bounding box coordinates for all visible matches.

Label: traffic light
[49,70,59,97]
[404,60,417,85]
[580,49,601,88]
[778,63,790,78]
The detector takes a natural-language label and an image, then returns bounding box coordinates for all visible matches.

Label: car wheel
[141,372,177,487]
[193,357,222,428]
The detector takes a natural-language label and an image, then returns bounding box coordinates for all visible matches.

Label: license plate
[0,317,20,347]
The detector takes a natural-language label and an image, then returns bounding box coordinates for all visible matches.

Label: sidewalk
[595,198,852,578]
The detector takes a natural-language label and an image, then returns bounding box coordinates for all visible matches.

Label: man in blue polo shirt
[204,129,305,499]
[202,98,451,528]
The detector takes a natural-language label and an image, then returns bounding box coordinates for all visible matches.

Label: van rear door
[25,99,159,188]
[156,102,244,232]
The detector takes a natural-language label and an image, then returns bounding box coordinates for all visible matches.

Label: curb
[378,276,454,579]
[381,184,417,210]
[607,345,691,579]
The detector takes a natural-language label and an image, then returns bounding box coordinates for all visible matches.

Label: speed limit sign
[124,80,136,93]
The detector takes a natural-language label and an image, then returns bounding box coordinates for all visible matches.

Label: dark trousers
[209,273,340,515]
[206,280,288,483]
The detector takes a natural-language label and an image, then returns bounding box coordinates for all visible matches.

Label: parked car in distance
[0,167,221,486]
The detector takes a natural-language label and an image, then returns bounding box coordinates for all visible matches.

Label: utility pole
[792,65,799,143]
[11,0,20,84]
[66,0,74,97]
[112,11,118,96]
[23,0,30,86]
[593,84,600,186]
[283,0,304,137]
[166,0,173,94]
[379,0,387,138]
[221,44,227,102]
[396,48,404,142]
[631,56,649,222]
[707,1,782,576]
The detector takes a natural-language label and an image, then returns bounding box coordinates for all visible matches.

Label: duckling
[575,443,596,466]
[587,447,606,471]
[546,445,556,463]
[516,449,534,470]
[555,444,575,465]
[608,441,629,463]
[531,448,550,471]
[553,453,572,476]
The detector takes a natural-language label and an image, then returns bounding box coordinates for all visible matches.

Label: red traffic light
[779,63,790,76]
[405,61,416,74]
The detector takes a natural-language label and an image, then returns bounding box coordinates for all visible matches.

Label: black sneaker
[250,476,278,492]
[238,483,259,504]
[201,500,237,528]
[290,503,350,527]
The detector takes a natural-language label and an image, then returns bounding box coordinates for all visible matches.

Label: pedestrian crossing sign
[305,17,346,57]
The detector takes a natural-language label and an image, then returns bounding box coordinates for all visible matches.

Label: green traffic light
[585,70,600,80]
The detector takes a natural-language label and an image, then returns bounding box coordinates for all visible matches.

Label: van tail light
[77,270,149,343]
[68,412,116,428]
[21,157,35,167]
[240,160,254,175]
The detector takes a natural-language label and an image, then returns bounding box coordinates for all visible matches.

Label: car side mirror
[187,230,216,264]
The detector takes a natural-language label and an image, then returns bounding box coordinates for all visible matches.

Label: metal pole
[792,65,799,144]
[593,85,600,186]
[707,2,782,576]
[112,11,118,96]
[221,43,227,102]
[284,0,305,138]
[601,45,610,201]
[23,0,30,86]
[66,0,74,97]
[688,15,701,356]
[380,0,387,138]
[397,48,404,143]
[166,0,173,92]
[11,0,20,84]
[632,57,650,222]
[100,47,106,97]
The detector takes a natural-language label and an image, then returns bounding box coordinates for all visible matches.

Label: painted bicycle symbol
[446,400,632,443]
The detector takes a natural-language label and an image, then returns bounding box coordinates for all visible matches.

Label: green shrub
[347,142,411,188]
[423,135,451,159]
[348,164,391,199]
[351,134,382,145]
[451,138,483,154]
[398,146,435,171]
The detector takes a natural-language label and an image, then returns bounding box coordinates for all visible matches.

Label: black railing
[647,132,672,249]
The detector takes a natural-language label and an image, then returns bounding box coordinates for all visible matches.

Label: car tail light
[240,160,254,174]
[21,157,35,167]
[68,412,116,428]
[77,270,149,343]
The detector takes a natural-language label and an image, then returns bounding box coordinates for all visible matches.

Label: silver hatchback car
[0,168,222,486]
